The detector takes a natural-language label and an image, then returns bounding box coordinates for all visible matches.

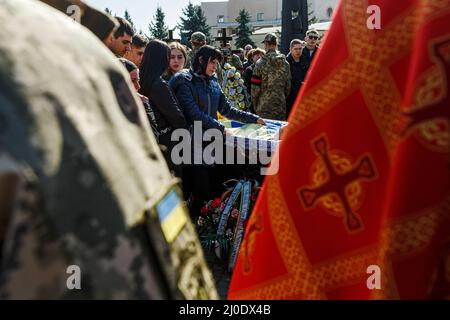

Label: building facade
[201,0,338,48]
[310,0,339,22]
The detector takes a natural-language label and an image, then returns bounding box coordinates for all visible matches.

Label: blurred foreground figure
[0,0,217,300]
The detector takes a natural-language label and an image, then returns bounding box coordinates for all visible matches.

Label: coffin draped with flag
[228,0,450,299]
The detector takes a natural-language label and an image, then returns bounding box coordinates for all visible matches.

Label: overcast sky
[85,0,224,36]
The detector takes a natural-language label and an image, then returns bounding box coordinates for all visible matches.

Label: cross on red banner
[299,135,377,232]
[228,0,450,300]
[403,39,450,139]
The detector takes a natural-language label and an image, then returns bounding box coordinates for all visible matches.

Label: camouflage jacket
[0,0,217,300]
[216,55,244,88]
[186,47,200,69]
[227,54,243,71]
[251,49,291,121]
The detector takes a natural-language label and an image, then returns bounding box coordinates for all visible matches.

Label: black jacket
[286,53,307,116]
[287,53,307,91]
[243,64,254,95]
[301,45,319,76]
[243,59,252,71]
[285,47,319,116]
[141,76,186,146]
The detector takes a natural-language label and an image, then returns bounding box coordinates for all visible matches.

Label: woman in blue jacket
[170,45,265,133]
[170,45,265,216]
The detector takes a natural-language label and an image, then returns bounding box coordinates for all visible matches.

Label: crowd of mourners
[106,17,320,215]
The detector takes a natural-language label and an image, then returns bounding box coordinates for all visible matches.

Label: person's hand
[257,118,266,125]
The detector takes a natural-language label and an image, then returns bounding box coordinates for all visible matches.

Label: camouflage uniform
[186,32,206,69]
[251,48,291,121]
[221,47,243,71]
[228,54,243,71]
[217,48,244,86]
[0,0,217,300]
[186,47,199,70]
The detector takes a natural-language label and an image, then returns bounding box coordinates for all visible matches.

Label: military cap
[261,33,278,44]
[191,32,206,43]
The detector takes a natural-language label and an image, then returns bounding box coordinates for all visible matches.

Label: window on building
[217,15,225,23]
[257,13,264,21]
[327,7,333,18]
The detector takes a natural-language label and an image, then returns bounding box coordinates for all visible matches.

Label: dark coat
[300,45,320,76]
[286,53,307,116]
[285,46,319,116]
[141,76,186,147]
[243,59,252,71]
[244,64,254,95]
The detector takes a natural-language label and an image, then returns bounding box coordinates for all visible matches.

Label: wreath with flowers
[196,179,260,272]
[221,63,250,112]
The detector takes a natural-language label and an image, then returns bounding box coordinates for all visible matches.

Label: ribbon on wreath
[228,180,251,271]
[217,181,242,236]
[215,179,256,271]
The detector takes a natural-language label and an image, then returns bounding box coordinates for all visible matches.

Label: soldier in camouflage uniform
[186,32,206,69]
[222,45,243,71]
[216,44,244,87]
[0,0,218,300]
[251,33,291,121]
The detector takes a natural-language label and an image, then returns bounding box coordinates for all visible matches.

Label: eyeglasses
[308,35,319,40]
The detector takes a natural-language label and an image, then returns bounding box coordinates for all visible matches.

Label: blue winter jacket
[170,69,259,132]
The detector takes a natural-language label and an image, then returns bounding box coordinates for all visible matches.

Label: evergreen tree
[177,2,211,47]
[235,9,255,49]
[124,10,135,30]
[177,2,196,46]
[308,2,319,25]
[104,8,113,16]
[194,5,212,43]
[149,6,169,40]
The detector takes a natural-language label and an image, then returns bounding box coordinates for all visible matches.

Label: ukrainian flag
[156,190,187,243]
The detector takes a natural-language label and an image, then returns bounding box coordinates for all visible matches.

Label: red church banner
[228,0,450,299]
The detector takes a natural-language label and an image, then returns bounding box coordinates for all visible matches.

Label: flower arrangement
[196,180,260,272]
[222,63,250,112]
